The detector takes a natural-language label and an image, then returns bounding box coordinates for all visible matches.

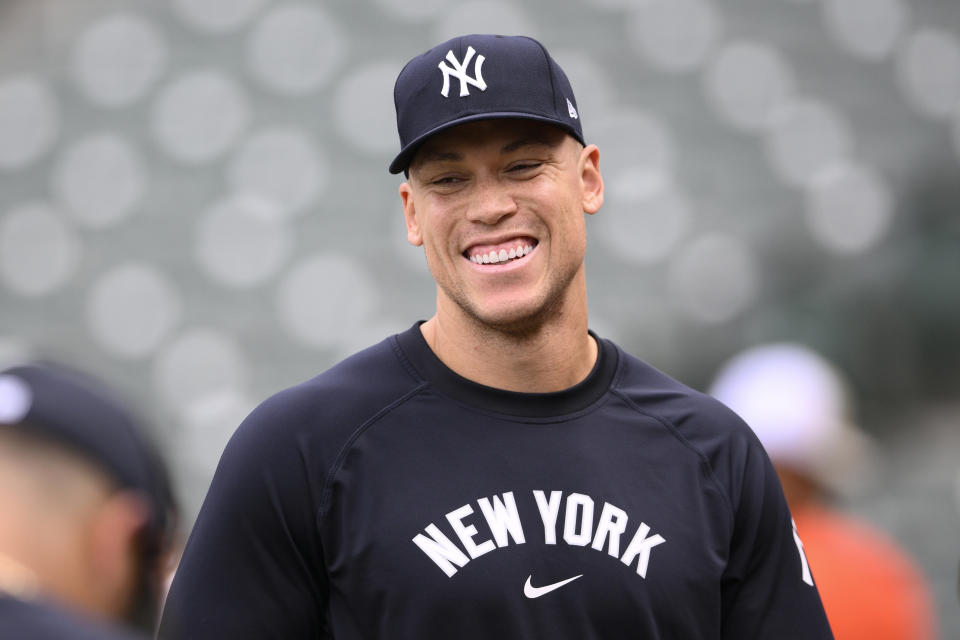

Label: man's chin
[464,300,560,339]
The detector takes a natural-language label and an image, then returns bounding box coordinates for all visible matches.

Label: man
[709,343,937,639]
[0,361,178,639]
[160,34,834,638]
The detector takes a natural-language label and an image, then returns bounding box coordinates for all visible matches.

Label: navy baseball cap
[390,34,585,174]
[0,361,176,548]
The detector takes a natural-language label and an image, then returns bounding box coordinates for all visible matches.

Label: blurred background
[0,0,956,634]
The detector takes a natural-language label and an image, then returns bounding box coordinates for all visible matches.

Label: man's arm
[158,396,329,639]
[720,442,834,639]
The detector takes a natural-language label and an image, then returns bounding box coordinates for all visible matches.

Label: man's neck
[419,307,597,394]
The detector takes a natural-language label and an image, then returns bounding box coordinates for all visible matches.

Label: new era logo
[438,46,487,98]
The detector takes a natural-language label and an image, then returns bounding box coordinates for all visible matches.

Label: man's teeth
[470,244,533,264]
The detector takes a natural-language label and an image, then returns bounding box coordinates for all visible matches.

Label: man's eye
[508,162,541,173]
[432,176,462,185]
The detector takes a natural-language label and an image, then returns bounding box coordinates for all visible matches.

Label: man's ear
[87,491,150,618]
[579,144,603,215]
[399,182,424,247]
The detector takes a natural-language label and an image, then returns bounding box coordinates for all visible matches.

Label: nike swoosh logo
[523,574,583,598]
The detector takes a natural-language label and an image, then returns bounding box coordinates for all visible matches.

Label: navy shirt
[159,323,834,639]
[0,595,147,640]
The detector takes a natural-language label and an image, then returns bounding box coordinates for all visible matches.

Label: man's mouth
[465,241,536,265]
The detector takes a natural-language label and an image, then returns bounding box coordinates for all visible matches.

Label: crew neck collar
[395,322,618,418]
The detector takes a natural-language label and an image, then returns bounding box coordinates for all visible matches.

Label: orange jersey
[795,503,937,640]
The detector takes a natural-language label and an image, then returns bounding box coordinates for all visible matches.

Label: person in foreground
[0,361,178,639]
[159,34,834,639]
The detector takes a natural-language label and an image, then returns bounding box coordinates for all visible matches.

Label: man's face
[400,119,603,334]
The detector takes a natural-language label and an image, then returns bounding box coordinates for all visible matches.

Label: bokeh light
[627,0,722,73]
[86,263,182,359]
[171,0,268,34]
[0,202,79,297]
[246,3,346,96]
[822,0,909,61]
[333,61,404,156]
[373,0,452,22]
[668,232,760,324]
[895,28,960,121]
[805,161,894,255]
[194,193,294,288]
[432,1,535,41]
[50,132,146,228]
[226,127,326,219]
[703,41,796,132]
[596,172,693,265]
[71,12,168,108]
[0,75,59,171]
[153,327,250,410]
[151,70,251,165]
[276,254,380,349]
[589,108,677,181]
[764,98,853,188]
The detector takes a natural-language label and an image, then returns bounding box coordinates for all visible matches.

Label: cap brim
[389,112,585,174]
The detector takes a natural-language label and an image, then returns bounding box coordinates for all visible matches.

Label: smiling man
[399,118,601,392]
[159,34,834,639]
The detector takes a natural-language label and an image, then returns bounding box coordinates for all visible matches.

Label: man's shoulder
[608,341,758,452]
[241,331,425,439]
[612,344,741,418]
[284,332,418,398]
[208,330,426,483]
[609,341,774,515]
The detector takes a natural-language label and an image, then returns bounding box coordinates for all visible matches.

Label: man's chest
[316,408,732,638]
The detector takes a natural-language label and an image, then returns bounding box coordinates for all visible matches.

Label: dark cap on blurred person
[0,361,175,551]
[390,33,584,174]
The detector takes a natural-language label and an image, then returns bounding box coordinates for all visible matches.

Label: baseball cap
[0,361,175,548]
[390,34,585,174]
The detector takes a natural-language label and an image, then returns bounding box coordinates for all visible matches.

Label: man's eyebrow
[416,149,462,165]
[501,136,559,153]
[413,134,561,171]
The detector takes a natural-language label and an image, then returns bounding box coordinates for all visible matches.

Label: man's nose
[466,177,518,225]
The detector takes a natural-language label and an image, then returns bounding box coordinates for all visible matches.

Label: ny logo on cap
[438,46,487,98]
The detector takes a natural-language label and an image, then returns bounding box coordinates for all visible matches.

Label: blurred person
[709,343,937,640]
[160,34,833,639]
[0,361,178,639]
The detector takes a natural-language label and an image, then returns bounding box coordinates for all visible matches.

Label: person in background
[709,343,938,640]
[0,361,178,639]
